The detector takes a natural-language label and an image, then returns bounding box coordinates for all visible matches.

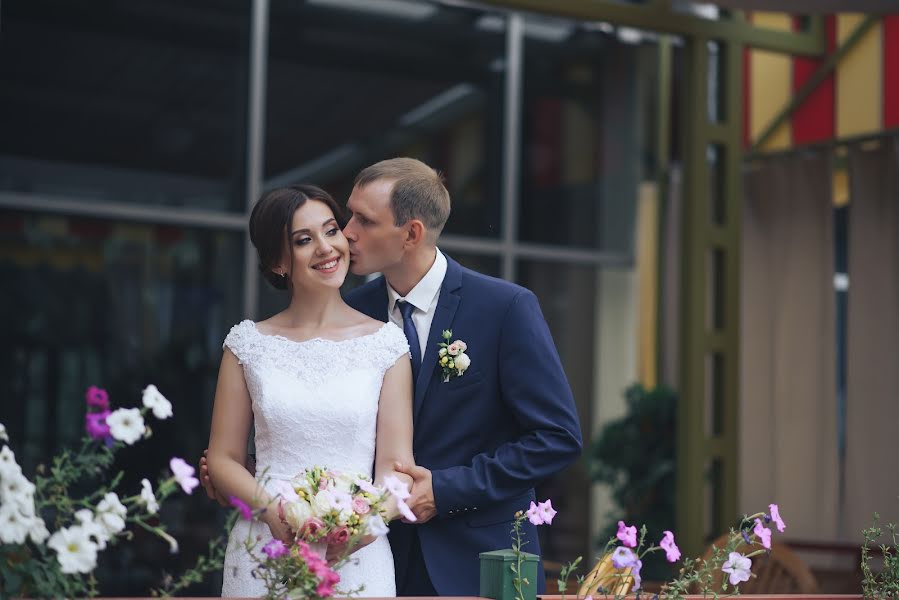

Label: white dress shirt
[386,248,447,364]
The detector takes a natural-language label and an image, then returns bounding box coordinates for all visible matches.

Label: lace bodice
[220,319,409,598]
[223,319,410,480]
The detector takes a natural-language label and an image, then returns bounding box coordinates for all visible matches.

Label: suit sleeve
[429,289,583,515]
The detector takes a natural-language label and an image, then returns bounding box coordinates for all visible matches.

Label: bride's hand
[263,502,294,544]
[326,534,375,565]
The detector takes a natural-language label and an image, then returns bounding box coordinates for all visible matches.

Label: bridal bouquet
[231,466,416,599]
[275,466,416,550]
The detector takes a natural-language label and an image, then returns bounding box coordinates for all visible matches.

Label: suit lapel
[413,257,463,422]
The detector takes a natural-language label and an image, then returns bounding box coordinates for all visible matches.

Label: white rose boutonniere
[437,330,471,382]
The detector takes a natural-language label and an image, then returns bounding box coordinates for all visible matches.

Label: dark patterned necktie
[397,300,421,382]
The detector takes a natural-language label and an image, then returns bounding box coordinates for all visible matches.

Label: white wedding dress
[220,319,409,598]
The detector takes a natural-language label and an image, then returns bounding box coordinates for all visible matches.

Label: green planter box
[480,549,540,600]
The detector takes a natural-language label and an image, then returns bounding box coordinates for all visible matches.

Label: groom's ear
[403,219,427,248]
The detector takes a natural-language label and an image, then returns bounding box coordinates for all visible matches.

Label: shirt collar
[387,248,447,314]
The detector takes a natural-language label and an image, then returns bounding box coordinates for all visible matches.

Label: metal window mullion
[242,0,270,319]
[501,12,524,282]
[0,192,247,230]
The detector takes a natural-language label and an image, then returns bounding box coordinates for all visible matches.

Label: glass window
[517,259,597,562]
[0,210,244,594]
[262,0,506,237]
[518,23,657,253]
[0,0,250,212]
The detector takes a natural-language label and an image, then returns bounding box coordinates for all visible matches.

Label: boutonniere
[437,330,471,383]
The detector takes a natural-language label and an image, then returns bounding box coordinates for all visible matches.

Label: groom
[341,158,582,596]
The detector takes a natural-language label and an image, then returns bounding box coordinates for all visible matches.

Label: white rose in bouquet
[283,498,313,531]
[312,489,334,516]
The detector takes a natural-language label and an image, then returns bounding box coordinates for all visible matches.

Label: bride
[206,184,414,597]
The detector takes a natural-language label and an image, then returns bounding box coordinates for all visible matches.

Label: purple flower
[169,457,199,494]
[632,558,643,590]
[611,546,638,569]
[526,501,544,526]
[229,496,253,520]
[659,530,681,562]
[537,499,557,525]
[262,539,288,559]
[616,520,638,548]
[85,386,110,410]
[768,503,786,532]
[742,530,752,545]
[753,518,772,549]
[85,410,111,441]
[721,551,752,586]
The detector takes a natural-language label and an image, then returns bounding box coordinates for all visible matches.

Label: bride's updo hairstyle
[249,184,347,290]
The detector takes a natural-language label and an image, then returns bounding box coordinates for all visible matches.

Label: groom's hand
[394,462,437,524]
[199,450,228,507]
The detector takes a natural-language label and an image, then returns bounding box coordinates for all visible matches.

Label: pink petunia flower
[753,518,772,549]
[85,386,110,410]
[169,457,200,494]
[768,503,786,533]
[261,539,288,559]
[85,410,111,441]
[229,496,253,520]
[526,501,544,526]
[660,530,681,562]
[537,499,557,525]
[616,520,638,548]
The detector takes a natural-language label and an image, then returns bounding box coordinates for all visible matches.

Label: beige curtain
[740,150,839,540]
[844,137,899,539]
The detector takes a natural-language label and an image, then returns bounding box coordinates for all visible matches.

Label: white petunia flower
[328,490,354,519]
[142,384,173,420]
[721,551,753,586]
[74,509,110,550]
[1,471,36,509]
[366,515,389,537]
[48,526,98,574]
[106,408,145,445]
[96,492,127,536]
[0,504,31,544]
[0,445,22,478]
[0,423,7,442]
[383,475,411,501]
[29,517,50,545]
[169,458,199,494]
[139,479,159,514]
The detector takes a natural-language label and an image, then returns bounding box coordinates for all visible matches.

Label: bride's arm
[373,355,415,521]
[206,349,290,541]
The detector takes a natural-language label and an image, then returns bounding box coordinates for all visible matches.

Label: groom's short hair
[355,157,451,238]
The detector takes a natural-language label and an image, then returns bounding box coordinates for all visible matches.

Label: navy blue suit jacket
[344,254,583,596]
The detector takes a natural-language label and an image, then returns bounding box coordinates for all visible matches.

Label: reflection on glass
[707,40,726,124]
[518,259,596,562]
[447,251,501,278]
[0,0,250,211]
[263,0,506,237]
[0,211,244,594]
[519,23,655,252]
